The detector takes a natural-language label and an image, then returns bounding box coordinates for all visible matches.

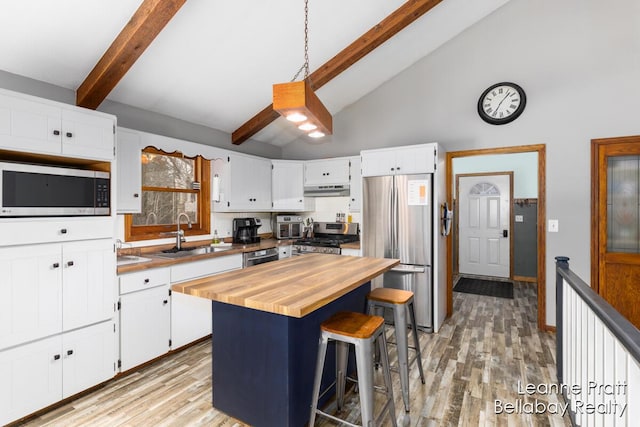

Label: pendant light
[272,0,332,138]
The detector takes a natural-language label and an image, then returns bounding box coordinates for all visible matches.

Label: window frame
[124,147,211,242]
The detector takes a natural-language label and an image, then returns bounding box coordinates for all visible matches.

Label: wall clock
[477,82,526,125]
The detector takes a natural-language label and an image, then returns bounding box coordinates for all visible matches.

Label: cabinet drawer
[119,268,170,295]
[0,217,114,247]
[171,254,242,283]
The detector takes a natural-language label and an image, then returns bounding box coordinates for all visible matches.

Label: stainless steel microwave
[0,162,110,217]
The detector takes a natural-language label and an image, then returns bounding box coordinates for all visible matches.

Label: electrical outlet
[548,219,559,233]
[515,215,524,223]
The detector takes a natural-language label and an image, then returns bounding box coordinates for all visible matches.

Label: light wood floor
[18,281,570,427]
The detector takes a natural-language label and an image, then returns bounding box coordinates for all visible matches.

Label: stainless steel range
[292,222,359,255]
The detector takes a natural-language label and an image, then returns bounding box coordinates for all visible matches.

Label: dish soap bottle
[212,230,220,245]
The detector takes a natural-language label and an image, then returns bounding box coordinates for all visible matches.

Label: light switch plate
[515,215,524,223]
[548,219,559,232]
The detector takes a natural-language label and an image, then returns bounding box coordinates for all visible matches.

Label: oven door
[243,248,279,267]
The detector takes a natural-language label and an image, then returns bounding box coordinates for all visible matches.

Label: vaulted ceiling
[0,0,510,147]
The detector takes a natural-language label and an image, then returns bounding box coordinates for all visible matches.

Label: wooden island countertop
[171,253,399,318]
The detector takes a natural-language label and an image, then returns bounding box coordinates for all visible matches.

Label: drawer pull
[53,130,60,136]
[66,132,73,138]
[163,300,168,305]
[144,278,150,284]
[67,350,74,356]
[52,262,60,269]
[60,228,68,234]
[133,193,140,198]
[67,261,74,267]
[53,354,61,361]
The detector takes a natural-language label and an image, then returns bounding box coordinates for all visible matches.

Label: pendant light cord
[291,0,310,82]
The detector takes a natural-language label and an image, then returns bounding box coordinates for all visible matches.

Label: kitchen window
[125,147,211,241]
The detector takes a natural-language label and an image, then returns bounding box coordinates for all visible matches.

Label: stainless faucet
[176,213,192,250]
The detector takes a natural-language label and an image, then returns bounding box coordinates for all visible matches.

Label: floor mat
[453,277,514,299]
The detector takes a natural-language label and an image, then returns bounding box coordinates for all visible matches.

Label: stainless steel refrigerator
[362,174,433,330]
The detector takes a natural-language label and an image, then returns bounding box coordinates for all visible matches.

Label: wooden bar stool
[366,288,425,412]
[309,311,397,427]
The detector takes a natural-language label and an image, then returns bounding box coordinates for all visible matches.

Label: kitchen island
[172,253,399,427]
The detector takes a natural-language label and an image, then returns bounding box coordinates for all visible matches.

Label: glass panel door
[607,156,640,252]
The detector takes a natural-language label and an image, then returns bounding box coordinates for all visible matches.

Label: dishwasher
[242,247,279,267]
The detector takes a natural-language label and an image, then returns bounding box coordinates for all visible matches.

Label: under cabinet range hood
[303,184,350,197]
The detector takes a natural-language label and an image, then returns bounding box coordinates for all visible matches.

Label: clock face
[478,82,526,125]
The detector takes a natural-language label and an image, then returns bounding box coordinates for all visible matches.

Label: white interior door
[458,174,511,278]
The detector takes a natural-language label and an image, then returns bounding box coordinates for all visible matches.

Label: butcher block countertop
[171,253,399,318]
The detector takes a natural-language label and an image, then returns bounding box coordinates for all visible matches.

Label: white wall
[282,0,640,326]
[454,152,538,199]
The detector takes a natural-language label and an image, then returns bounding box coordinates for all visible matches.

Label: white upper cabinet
[272,160,315,212]
[0,93,61,155]
[60,109,114,160]
[0,88,115,161]
[214,154,272,212]
[304,158,351,186]
[361,143,437,177]
[116,128,142,213]
[349,156,362,213]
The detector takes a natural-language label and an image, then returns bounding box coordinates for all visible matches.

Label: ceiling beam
[232,0,443,145]
[76,0,186,110]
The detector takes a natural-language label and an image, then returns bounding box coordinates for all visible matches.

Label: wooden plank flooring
[17,281,570,427]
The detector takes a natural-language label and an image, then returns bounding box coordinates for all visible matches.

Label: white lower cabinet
[118,268,171,372]
[341,248,361,257]
[171,292,211,349]
[170,254,242,349]
[62,321,116,398]
[0,321,115,426]
[278,245,292,259]
[0,238,114,350]
[0,335,61,426]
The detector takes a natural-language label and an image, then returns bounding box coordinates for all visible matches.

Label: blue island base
[211,282,370,427]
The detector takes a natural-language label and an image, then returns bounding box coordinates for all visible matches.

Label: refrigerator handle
[393,176,399,258]
[390,176,395,257]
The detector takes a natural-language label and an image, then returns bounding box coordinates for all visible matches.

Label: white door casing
[458,173,512,278]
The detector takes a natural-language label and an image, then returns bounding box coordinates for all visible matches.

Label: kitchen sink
[117,255,153,266]
[152,245,232,258]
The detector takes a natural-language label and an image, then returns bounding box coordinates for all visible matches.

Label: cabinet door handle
[396,167,400,171]
[53,354,61,361]
[144,278,150,284]
[67,350,74,356]
[66,132,73,138]
[67,261,74,267]
[60,228,68,234]
[52,262,60,269]
[53,130,60,136]
[163,300,168,305]
[390,167,395,171]
[133,193,139,198]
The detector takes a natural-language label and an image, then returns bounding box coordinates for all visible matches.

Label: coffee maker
[232,218,262,244]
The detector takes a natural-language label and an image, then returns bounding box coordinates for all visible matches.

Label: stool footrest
[314,409,361,427]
